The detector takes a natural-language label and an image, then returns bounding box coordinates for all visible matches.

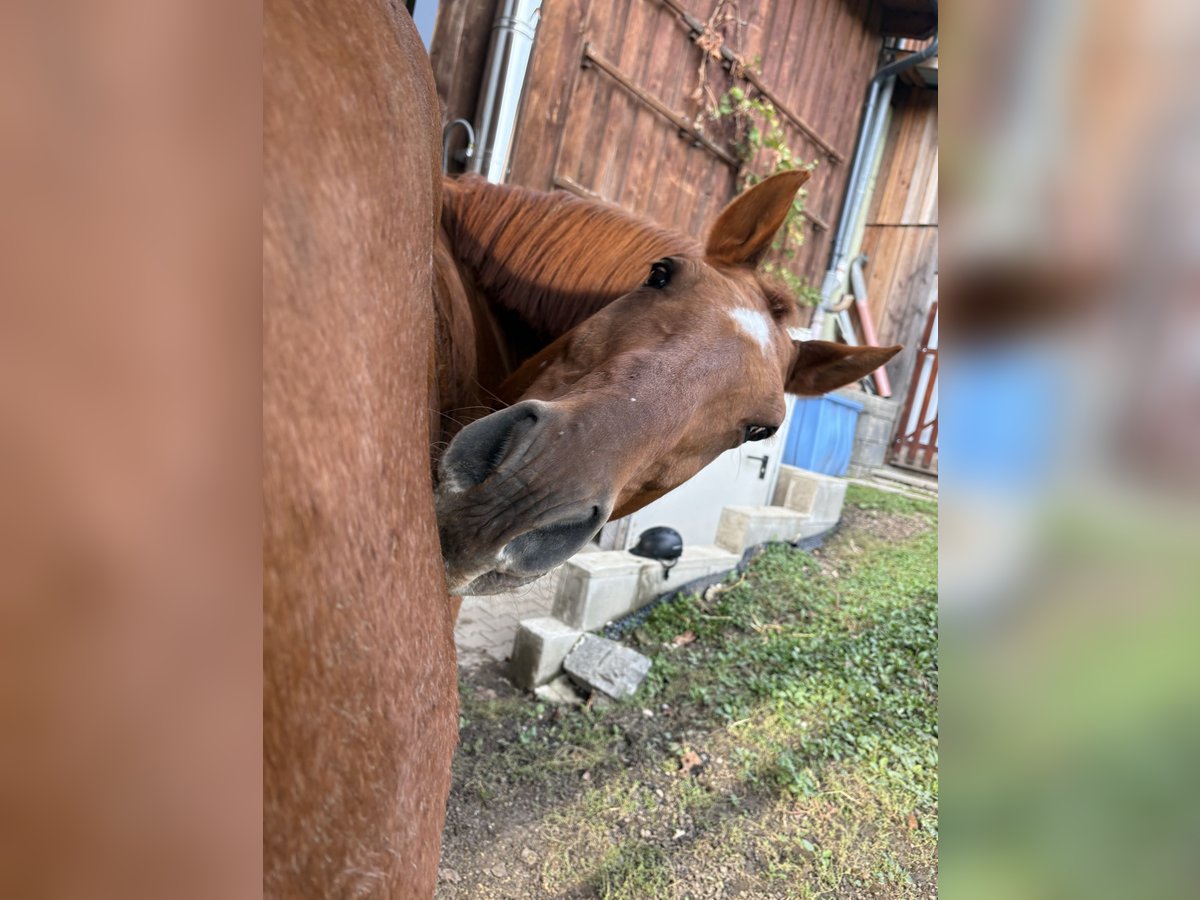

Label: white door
[616,395,797,550]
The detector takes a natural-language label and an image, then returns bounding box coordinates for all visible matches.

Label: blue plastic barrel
[782,394,864,476]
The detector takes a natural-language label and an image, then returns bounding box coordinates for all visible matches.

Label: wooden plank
[641,6,699,220]
[574,0,635,194]
[883,228,937,349]
[508,0,594,190]
[867,85,937,227]
[865,122,894,225]
[596,0,659,203]
[872,101,906,224]
[669,141,707,232]
[922,415,939,470]
[614,6,674,211]
[861,226,901,330]
[803,0,848,151]
[886,252,937,397]
[911,93,939,225]
[815,0,862,158]
[553,64,600,186]
[759,0,800,95]
[920,144,938,224]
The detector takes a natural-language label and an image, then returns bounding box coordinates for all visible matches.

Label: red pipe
[853,295,893,397]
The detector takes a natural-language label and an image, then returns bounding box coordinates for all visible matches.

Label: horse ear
[705,169,811,267]
[786,341,902,396]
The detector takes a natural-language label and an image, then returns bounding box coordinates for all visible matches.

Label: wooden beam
[581,42,740,169]
[552,174,604,201]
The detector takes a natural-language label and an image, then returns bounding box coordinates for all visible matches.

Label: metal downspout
[471,0,542,183]
[812,3,938,338]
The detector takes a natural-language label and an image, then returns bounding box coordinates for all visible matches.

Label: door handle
[746,454,770,479]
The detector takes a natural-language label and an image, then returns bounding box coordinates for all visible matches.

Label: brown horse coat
[264,2,456,896]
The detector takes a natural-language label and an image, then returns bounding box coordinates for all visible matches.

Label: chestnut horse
[265,3,898,896]
[433,175,899,594]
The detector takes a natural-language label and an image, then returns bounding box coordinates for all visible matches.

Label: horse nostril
[440,402,544,489]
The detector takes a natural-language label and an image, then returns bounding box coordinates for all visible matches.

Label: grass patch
[442,484,937,898]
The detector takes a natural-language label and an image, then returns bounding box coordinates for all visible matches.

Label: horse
[432,172,899,594]
[264,3,899,896]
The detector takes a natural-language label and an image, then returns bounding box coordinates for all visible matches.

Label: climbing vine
[712,86,821,305]
[687,2,823,306]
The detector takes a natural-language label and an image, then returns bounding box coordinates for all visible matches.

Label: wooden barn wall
[431,0,888,306]
[858,81,937,394]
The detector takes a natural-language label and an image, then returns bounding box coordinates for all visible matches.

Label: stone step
[715,505,830,554]
[870,466,939,494]
[772,465,849,522]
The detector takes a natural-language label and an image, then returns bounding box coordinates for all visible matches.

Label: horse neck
[440,176,698,370]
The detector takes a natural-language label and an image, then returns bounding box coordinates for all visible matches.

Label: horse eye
[644,259,672,289]
[743,424,778,443]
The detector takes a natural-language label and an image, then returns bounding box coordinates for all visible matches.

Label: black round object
[630,526,683,563]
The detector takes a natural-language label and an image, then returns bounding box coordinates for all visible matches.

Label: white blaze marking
[730,307,771,354]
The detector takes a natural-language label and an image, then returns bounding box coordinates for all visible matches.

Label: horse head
[437,171,899,594]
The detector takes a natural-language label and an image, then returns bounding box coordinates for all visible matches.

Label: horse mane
[442,175,701,337]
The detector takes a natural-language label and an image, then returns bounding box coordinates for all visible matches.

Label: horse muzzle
[434,400,613,594]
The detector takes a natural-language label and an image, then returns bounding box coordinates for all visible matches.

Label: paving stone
[454,567,562,665]
[563,634,651,700]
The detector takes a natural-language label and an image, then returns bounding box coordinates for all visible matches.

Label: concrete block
[551,551,654,631]
[836,388,898,421]
[715,505,810,553]
[857,417,894,443]
[509,617,584,690]
[563,635,652,700]
[835,388,899,477]
[634,544,740,605]
[771,466,848,524]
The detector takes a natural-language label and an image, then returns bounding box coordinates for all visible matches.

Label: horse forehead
[728,306,772,354]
